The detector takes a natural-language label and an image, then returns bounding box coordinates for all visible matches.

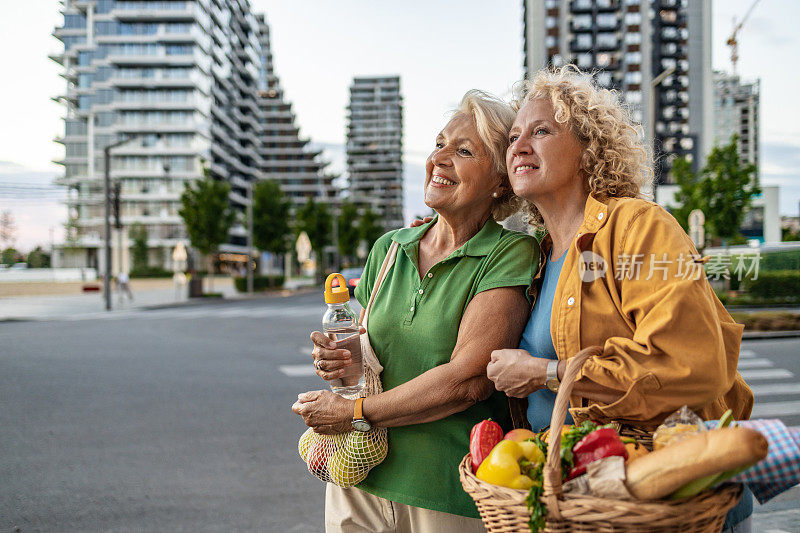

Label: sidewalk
[0,277,319,321]
[0,277,237,321]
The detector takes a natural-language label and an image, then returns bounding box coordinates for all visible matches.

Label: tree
[179,168,235,292]
[358,206,384,253]
[252,179,291,256]
[0,210,16,248]
[296,197,331,279]
[1,247,21,265]
[128,223,149,272]
[667,137,759,246]
[782,227,800,242]
[337,201,360,265]
[26,246,51,268]
[699,136,759,245]
[669,156,703,233]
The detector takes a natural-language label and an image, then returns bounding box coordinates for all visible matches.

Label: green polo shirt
[353,217,539,517]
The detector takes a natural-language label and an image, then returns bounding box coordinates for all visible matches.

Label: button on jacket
[531,195,753,430]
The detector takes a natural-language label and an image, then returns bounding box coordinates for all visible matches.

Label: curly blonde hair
[511,66,653,226]
[454,90,523,221]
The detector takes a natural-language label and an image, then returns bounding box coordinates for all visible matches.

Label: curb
[142,286,318,311]
[726,304,800,311]
[742,330,800,340]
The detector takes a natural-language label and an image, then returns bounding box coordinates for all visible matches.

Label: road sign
[296,232,312,263]
[689,209,705,249]
[172,242,187,262]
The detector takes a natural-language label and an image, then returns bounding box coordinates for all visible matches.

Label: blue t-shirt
[520,251,752,528]
[519,250,571,432]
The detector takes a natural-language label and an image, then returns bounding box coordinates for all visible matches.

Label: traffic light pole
[103,145,113,311]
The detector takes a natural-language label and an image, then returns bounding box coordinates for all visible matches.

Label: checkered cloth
[703,419,800,504]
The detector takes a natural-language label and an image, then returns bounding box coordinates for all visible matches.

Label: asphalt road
[1,292,798,532]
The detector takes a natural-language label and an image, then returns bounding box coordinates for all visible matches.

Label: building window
[573,14,592,30]
[597,53,613,67]
[577,53,593,68]
[597,33,617,48]
[624,71,642,84]
[624,51,642,64]
[576,34,593,49]
[64,13,86,29]
[596,71,613,87]
[546,16,557,29]
[626,91,642,104]
[625,12,642,25]
[624,32,642,45]
[597,13,617,29]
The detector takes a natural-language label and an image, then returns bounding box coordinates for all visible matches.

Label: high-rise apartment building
[256,17,337,211]
[522,0,713,184]
[51,0,333,271]
[346,76,404,230]
[712,71,759,171]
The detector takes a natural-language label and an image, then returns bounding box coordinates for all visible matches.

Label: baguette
[625,427,767,500]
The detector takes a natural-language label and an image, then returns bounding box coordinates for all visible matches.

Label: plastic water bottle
[323,273,364,396]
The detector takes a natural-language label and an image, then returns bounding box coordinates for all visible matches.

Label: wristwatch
[352,397,371,432]
[545,360,561,393]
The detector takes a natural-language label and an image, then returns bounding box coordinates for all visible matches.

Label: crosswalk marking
[737,358,774,369]
[751,383,800,397]
[739,368,795,381]
[279,364,317,377]
[752,401,800,418]
[739,349,756,359]
[35,303,325,322]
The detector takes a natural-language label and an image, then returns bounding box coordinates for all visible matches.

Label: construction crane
[726,0,763,75]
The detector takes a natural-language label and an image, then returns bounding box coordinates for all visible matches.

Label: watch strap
[354,397,365,420]
[546,360,560,384]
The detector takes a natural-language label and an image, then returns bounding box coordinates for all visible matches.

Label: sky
[1,0,798,252]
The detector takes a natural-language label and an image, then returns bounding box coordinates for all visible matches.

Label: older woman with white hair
[486,66,755,532]
[293,90,539,532]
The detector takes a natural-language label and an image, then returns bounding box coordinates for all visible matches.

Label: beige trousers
[325,483,486,533]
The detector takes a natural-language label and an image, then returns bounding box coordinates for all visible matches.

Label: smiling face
[424,114,501,218]
[506,98,585,203]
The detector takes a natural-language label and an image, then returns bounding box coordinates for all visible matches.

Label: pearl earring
[492,192,499,198]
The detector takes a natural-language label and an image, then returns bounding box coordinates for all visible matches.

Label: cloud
[746,16,796,48]
[0,160,65,252]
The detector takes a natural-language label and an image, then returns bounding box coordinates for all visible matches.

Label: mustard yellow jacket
[532,195,753,430]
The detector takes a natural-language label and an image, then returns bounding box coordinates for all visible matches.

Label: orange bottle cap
[324,273,350,304]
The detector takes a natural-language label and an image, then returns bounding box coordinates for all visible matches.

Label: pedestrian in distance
[293,90,540,532]
[117,271,134,303]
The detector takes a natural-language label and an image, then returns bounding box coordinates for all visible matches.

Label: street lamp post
[103,135,139,311]
[649,65,676,201]
[246,183,254,294]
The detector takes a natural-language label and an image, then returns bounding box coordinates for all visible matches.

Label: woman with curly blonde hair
[486,67,754,530]
[485,64,754,529]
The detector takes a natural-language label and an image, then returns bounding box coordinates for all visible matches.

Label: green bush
[233,275,285,292]
[761,250,800,271]
[130,266,173,278]
[741,270,800,300]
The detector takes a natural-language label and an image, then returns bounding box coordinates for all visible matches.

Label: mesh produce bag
[297,242,398,487]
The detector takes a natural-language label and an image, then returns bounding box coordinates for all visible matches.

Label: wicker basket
[460,346,743,533]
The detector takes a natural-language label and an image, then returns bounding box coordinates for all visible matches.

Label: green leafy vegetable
[525,462,546,533]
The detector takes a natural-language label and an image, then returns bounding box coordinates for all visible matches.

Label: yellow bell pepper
[475,439,544,490]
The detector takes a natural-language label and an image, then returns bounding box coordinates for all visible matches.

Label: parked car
[331,267,364,295]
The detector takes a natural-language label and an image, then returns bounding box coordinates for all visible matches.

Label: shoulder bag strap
[360,241,399,375]
[362,241,399,330]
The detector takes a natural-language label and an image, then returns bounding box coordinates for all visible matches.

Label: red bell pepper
[470,419,504,473]
[567,427,628,480]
